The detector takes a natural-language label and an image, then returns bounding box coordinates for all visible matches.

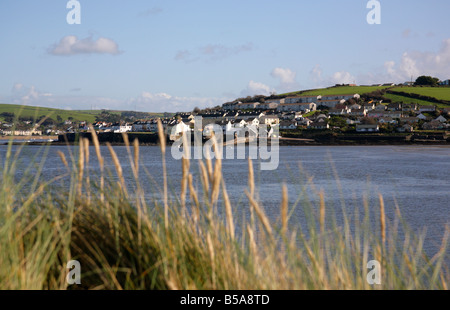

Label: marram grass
[0,129,449,290]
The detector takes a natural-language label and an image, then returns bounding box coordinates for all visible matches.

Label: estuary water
[2,144,450,260]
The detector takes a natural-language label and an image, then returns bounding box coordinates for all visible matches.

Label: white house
[439,79,450,86]
[260,114,280,126]
[329,107,349,115]
[280,121,297,130]
[169,121,190,141]
[435,115,448,123]
[258,102,279,110]
[112,123,132,133]
[417,113,428,120]
[321,94,360,101]
[238,102,260,110]
[285,96,320,104]
[247,118,260,127]
[317,99,346,109]
[277,103,317,113]
[419,105,436,113]
[356,124,380,132]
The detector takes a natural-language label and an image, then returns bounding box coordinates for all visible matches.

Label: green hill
[0,104,97,123]
[0,103,171,123]
[389,86,450,101]
[281,85,392,97]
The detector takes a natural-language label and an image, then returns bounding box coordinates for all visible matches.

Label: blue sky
[0,0,449,112]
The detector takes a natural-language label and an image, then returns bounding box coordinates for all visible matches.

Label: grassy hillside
[0,103,97,123]
[281,86,392,97]
[384,93,449,108]
[0,104,169,123]
[390,87,450,101]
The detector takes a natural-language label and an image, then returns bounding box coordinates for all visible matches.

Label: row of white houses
[223,94,361,111]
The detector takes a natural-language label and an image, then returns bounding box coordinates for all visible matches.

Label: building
[402,104,418,112]
[439,79,450,86]
[329,107,349,115]
[259,114,280,126]
[258,102,279,110]
[362,102,376,111]
[317,99,346,109]
[419,105,436,113]
[112,123,132,133]
[280,120,297,130]
[2,129,42,136]
[238,102,260,110]
[368,111,402,118]
[277,103,317,113]
[223,102,238,111]
[284,95,321,104]
[435,115,447,123]
[356,124,380,132]
[320,94,360,101]
[396,124,414,133]
[387,103,402,111]
[308,121,329,130]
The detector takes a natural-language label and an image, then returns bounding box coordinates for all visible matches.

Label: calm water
[2,144,450,259]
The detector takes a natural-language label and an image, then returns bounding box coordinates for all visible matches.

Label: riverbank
[1,132,450,146]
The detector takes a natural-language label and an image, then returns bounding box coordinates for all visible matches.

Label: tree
[0,112,15,122]
[414,76,439,86]
[361,117,377,125]
[95,110,121,123]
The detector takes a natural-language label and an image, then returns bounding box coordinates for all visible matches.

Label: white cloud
[4,84,230,112]
[5,84,229,112]
[384,38,450,81]
[48,36,121,56]
[308,65,356,87]
[11,84,53,105]
[127,91,228,112]
[271,67,296,85]
[241,80,275,97]
[330,71,356,85]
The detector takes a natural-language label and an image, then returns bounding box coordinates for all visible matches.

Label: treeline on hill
[1,112,65,126]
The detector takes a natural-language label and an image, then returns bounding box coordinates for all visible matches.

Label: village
[1,87,450,142]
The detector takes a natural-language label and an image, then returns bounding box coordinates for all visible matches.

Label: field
[282,86,392,97]
[0,103,97,123]
[383,93,449,107]
[0,104,170,123]
[390,87,450,101]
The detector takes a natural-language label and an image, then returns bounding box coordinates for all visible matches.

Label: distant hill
[0,103,98,123]
[0,103,169,122]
